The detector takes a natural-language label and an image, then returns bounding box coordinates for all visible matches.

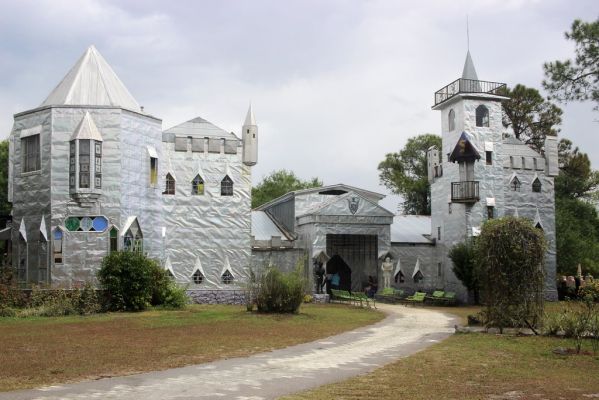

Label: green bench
[331,289,375,308]
[404,291,426,305]
[375,287,405,303]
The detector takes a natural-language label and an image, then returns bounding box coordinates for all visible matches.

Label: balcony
[434,79,506,107]
[451,181,479,203]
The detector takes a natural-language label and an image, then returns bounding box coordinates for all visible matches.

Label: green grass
[0,303,383,392]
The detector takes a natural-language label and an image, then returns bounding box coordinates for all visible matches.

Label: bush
[476,217,547,332]
[0,265,26,307]
[449,240,479,304]
[253,266,306,313]
[98,251,187,311]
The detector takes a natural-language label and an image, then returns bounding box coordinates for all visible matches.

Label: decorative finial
[467,15,470,51]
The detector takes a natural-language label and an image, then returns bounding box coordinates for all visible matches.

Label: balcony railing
[451,181,479,203]
[434,79,506,106]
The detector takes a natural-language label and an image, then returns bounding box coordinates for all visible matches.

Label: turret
[242,104,258,166]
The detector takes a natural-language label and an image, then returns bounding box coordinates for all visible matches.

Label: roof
[449,131,481,163]
[251,211,289,240]
[297,191,394,218]
[244,104,256,126]
[502,136,542,158]
[41,45,141,112]
[164,116,238,139]
[462,50,479,81]
[391,215,432,244]
[71,112,103,141]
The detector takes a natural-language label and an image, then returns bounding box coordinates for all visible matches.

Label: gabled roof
[251,211,292,241]
[462,50,479,81]
[391,215,432,244]
[71,112,103,141]
[164,116,238,139]
[297,191,394,218]
[502,136,542,158]
[41,45,141,112]
[449,132,481,163]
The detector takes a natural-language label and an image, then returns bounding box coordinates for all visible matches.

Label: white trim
[120,216,137,237]
[192,256,206,278]
[485,197,496,207]
[220,256,234,278]
[393,259,402,276]
[534,208,543,228]
[146,145,158,158]
[412,258,421,279]
[39,215,48,241]
[164,256,175,276]
[19,218,27,242]
[484,141,494,151]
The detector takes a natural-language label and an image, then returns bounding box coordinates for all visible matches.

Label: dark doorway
[326,255,352,292]
[326,234,378,292]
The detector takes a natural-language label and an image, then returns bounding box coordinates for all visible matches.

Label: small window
[437,227,441,241]
[510,176,521,191]
[394,270,405,284]
[150,157,158,186]
[487,206,494,219]
[486,151,492,165]
[79,139,90,188]
[192,270,204,284]
[221,175,233,196]
[437,262,442,277]
[475,105,489,127]
[109,227,118,253]
[166,269,175,279]
[448,203,452,214]
[38,238,48,283]
[535,222,544,232]
[532,178,541,193]
[192,175,205,195]
[53,228,63,264]
[21,134,41,173]
[221,270,234,284]
[448,109,455,131]
[413,270,424,284]
[163,173,175,195]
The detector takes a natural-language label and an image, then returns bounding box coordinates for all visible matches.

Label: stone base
[312,293,329,303]
[187,289,247,305]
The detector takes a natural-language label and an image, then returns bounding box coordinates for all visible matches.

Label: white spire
[462,50,479,81]
[244,103,256,126]
[42,45,141,111]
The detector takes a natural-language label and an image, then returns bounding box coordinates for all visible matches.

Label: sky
[0,0,597,212]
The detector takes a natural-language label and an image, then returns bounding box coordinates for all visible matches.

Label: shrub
[476,217,547,333]
[75,282,102,315]
[254,266,306,313]
[156,280,189,309]
[0,265,26,307]
[449,240,479,304]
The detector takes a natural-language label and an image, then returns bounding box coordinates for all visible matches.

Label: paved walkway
[2,305,457,400]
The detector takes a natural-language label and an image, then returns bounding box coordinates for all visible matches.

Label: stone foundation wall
[187,289,247,305]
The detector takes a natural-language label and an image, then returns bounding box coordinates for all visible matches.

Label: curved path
[2,305,457,400]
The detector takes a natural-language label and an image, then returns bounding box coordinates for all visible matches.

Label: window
[448,109,455,131]
[192,175,205,195]
[94,141,102,189]
[53,228,63,264]
[437,262,442,277]
[448,203,452,214]
[221,270,234,284]
[38,238,48,283]
[150,157,158,186]
[79,139,90,188]
[532,178,541,193]
[163,173,175,195]
[64,216,108,232]
[123,220,143,253]
[535,222,544,231]
[437,227,441,241]
[69,141,76,189]
[192,270,204,284]
[475,105,489,127]
[109,227,118,253]
[413,270,424,283]
[18,233,27,282]
[487,206,494,219]
[166,269,175,279]
[394,270,405,283]
[486,151,492,165]
[510,176,521,191]
[221,175,233,196]
[21,134,40,173]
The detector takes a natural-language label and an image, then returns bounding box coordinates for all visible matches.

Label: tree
[555,138,599,199]
[378,134,441,215]
[543,18,599,109]
[448,240,479,304]
[476,217,547,333]
[252,170,322,208]
[0,140,10,217]
[501,84,562,153]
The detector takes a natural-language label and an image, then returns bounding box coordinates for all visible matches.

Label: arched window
[448,109,455,131]
[221,270,234,284]
[532,178,542,193]
[221,175,233,196]
[109,227,118,253]
[39,235,48,283]
[475,105,489,127]
[192,175,204,195]
[163,173,175,195]
[394,270,405,283]
[535,222,544,232]
[413,270,424,283]
[53,228,63,264]
[192,269,204,284]
[123,219,143,253]
[510,176,521,191]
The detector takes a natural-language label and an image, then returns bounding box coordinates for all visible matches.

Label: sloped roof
[41,45,141,112]
[449,131,481,162]
[297,191,394,218]
[251,211,289,240]
[502,136,542,158]
[164,116,237,139]
[462,50,479,81]
[71,112,103,141]
[391,215,432,244]
[244,104,256,126]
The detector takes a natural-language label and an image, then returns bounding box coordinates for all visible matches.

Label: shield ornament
[348,197,360,215]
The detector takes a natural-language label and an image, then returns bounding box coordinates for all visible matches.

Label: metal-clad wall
[266,198,295,233]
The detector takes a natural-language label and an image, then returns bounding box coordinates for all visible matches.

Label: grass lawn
[283,304,599,400]
[0,303,383,392]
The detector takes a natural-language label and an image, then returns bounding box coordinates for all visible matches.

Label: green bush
[0,265,26,307]
[253,266,306,313]
[448,240,479,304]
[98,251,187,311]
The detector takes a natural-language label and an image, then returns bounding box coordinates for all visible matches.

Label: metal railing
[451,181,479,203]
[434,79,506,106]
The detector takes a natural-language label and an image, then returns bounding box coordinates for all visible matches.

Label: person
[366,275,378,298]
[313,261,325,294]
[381,256,393,289]
[331,272,340,290]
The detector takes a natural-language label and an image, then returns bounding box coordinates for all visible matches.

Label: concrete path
[2,305,457,400]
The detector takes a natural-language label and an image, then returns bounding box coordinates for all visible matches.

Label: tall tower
[242,104,258,166]
[428,51,509,300]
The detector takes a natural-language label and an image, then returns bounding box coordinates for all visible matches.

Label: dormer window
[69,112,103,196]
[448,109,455,131]
[475,105,489,127]
[510,176,521,191]
[221,175,233,196]
[221,270,234,284]
[192,269,204,284]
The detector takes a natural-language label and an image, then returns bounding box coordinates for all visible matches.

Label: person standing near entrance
[381,256,393,289]
[331,272,340,290]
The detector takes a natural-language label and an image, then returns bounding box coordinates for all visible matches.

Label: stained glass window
[221,175,233,196]
[64,216,109,232]
[109,227,118,253]
[79,139,90,188]
[163,173,175,195]
[53,228,63,264]
[192,175,204,195]
[94,140,102,189]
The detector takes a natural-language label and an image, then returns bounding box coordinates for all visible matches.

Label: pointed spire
[42,45,141,111]
[462,50,479,81]
[244,103,256,126]
[71,112,103,141]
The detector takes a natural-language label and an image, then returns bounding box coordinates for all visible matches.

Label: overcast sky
[0,0,597,211]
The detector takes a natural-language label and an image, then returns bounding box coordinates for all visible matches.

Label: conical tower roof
[41,45,141,111]
[461,50,479,81]
[244,103,256,126]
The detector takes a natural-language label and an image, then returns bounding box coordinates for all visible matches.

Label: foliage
[561,301,597,354]
[475,217,547,332]
[253,265,306,313]
[378,134,442,215]
[579,281,599,303]
[98,251,187,311]
[448,240,479,304]
[543,18,599,109]
[303,294,314,303]
[0,265,26,308]
[252,169,322,208]
[0,140,10,217]
[500,84,562,154]
[555,138,599,199]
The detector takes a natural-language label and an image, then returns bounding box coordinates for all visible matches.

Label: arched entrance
[326,254,352,292]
